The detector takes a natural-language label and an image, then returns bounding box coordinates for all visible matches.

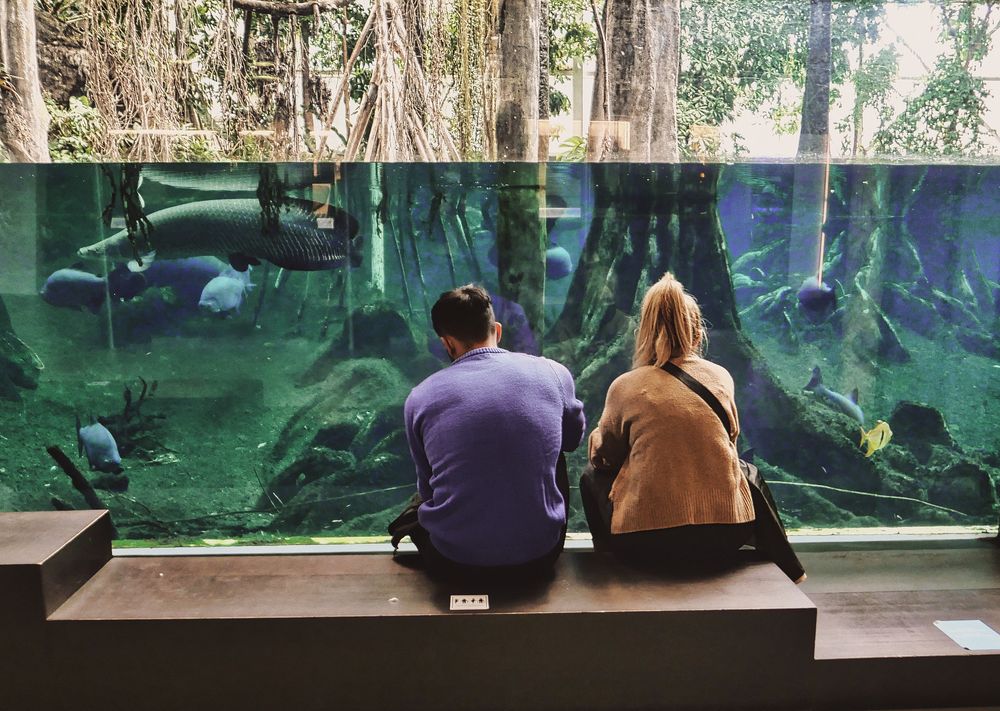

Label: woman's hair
[633,273,706,367]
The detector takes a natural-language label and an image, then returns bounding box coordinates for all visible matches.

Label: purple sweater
[404,347,586,566]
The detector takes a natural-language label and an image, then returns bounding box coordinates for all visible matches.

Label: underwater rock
[357,452,410,487]
[925,461,998,519]
[334,303,415,358]
[311,420,362,452]
[260,448,356,510]
[272,358,412,463]
[889,401,956,463]
[300,304,417,386]
[350,403,406,462]
[0,296,44,401]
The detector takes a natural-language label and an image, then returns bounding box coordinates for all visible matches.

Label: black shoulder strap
[660,361,734,439]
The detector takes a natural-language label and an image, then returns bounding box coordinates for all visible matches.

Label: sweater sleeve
[551,360,586,452]
[723,372,741,445]
[403,392,433,501]
[588,378,628,473]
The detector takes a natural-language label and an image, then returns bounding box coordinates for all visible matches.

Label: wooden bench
[3,511,816,711]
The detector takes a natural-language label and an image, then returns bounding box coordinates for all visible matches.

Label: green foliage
[556,135,586,162]
[45,96,103,162]
[311,4,374,104]
[172,135,221,163]
[835,45,898,155]
[549,0,596,72]
[873,1,998,156]
[678,0,810,154]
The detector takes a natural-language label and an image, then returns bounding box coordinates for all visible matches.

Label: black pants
[579,465,805,581]
[396,453,570,582]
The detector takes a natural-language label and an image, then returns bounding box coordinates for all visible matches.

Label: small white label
[316,217,335,229]
[110,217,126,229]
[449,594,489,611]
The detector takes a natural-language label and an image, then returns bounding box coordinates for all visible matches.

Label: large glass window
[1,0,998,544]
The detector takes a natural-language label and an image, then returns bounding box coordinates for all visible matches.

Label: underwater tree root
[768,480,969,517]
[45,445,119,537]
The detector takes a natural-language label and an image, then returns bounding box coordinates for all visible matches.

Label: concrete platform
[800,544,1000,710]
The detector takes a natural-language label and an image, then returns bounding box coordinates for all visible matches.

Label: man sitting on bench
[390,284,586,579]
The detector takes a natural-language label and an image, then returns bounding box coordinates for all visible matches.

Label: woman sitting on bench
[580,273,805,582]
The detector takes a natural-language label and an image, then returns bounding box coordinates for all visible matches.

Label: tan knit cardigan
[588,356,755,534]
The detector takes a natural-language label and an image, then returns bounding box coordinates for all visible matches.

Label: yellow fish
[859,420,892,457]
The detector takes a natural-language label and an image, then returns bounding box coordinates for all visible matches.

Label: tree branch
[232,0,352,17]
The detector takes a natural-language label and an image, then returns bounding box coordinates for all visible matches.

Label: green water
[0,162,997,544]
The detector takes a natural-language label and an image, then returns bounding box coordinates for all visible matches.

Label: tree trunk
[0,0,51,162]
[495,0,539,160]
[494,1,545,339]
[587,0,679,162]
[797,0,831,158]
[538,0,550,162]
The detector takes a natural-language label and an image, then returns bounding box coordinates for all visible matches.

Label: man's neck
[452,340,498,360]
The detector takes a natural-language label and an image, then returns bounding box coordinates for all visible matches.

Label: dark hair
[431,284,495,344]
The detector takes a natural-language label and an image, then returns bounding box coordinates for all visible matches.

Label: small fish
[76,415,123,474]
[859,420,892,458]
[803,366,864,425]
[199,268,253,314]
[40,269,106,313]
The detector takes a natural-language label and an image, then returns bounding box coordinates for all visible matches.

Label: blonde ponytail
[633,273,705,368]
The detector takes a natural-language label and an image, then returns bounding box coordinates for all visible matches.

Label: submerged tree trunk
[587,0,679,162]
[797,0,832,158]
[0,0,51,162]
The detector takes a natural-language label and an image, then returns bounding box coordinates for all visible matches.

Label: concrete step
[800,545,1000,710]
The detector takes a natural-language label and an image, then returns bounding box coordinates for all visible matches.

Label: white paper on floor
[934,620,1000,651]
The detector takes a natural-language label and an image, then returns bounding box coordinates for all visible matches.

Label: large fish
[78,199,362,273]
[142,164,318,194]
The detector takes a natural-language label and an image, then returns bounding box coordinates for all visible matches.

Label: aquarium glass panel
[0,162,997,544]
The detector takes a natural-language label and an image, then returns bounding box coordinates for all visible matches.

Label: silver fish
[78,199,361,273]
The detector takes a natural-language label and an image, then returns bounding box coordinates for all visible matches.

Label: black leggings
[580,465,804,580]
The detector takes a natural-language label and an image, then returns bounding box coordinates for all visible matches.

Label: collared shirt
[404,348,586,566]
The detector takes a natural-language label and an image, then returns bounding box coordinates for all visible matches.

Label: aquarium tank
[1,0,999,545]
[0,161,997,545]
